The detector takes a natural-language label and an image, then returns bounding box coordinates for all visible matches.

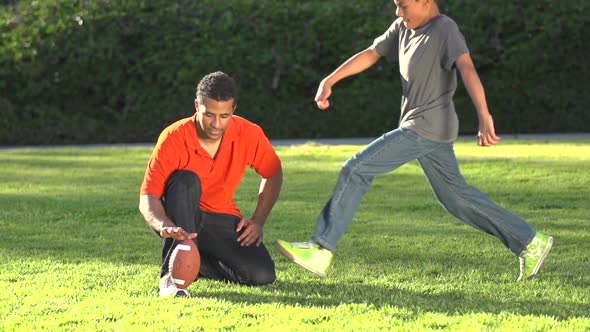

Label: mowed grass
[0,139,589,331]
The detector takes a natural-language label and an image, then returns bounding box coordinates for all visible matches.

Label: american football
[169,239,200,289]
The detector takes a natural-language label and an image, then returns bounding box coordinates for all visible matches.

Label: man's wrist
[160,222,176,231]
[249,216,266,226]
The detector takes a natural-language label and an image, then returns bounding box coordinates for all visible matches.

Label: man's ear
[194,99,199,111]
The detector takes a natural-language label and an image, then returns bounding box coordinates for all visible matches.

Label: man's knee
[164,170,202,200]
[167,170,201,189]
[162,170,203,231]
[243,261,276,286]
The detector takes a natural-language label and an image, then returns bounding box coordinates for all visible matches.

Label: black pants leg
[159,170,276,286]
[160,170,203,278]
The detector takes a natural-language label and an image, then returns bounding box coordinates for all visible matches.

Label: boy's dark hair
[196,71,238,104]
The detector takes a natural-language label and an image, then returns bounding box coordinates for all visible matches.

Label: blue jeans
[312,127,535,256]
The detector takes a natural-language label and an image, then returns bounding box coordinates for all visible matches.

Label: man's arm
[251,167,283,225]
[139,194,197,240]
[315,47,382,109]
[455,53,501,147]
[236,167,283,247]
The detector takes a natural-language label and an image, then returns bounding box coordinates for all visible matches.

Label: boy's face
[394,0,431,30]
[194,98,235,142]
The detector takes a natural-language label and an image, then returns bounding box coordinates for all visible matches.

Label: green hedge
[1,0,588,145]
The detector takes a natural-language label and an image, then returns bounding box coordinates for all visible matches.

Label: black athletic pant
[158,170,276,286]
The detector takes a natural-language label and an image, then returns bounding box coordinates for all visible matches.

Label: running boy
[275,0,552,281]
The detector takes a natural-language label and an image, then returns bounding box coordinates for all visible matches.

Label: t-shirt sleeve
[249,126,281,179]
[372,19,401,64]
[139,132,180,198]
[441,20,470,70]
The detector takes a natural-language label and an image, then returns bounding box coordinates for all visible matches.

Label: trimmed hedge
[1,0,588,145]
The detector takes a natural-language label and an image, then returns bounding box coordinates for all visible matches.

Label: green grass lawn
[1,139,589,331]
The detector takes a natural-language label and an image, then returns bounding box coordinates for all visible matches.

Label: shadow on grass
[194,278,589,320]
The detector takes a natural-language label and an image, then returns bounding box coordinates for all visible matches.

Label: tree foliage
[1,0,587,145]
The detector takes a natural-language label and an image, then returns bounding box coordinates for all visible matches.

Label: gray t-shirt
[373,15,469,142]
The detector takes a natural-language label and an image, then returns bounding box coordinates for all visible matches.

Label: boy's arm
[315,46,382,109]
[455,53,501,147]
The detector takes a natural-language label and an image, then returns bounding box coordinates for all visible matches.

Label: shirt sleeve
[372,19,401,64]
[249,126,281,179]
[139,132,180,198]
[441,20,470,70]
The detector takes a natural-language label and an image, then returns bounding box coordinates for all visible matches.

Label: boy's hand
[477,112,501,147]
[314,79,332,110]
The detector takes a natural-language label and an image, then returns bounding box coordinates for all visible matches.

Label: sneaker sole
[274,241,327,277]
[159,289,190,297]
[528,236,554,280]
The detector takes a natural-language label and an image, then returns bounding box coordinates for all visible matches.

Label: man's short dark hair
[196,71,238,104]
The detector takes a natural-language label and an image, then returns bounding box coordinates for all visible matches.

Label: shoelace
[522,237,544,258]
[291,241,317,249]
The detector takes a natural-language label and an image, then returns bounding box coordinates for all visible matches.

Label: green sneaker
[274,240,333,277]
[518,232,553,281]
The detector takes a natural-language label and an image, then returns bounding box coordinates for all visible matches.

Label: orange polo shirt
[140,114,281,218]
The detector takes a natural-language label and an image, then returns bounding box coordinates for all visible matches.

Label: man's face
[194,97,235,142]
[394,0,429,30]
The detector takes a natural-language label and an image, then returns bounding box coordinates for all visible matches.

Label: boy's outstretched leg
[418,144,553,280]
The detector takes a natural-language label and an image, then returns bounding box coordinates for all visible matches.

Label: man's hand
[477,112,501,147]
[160,226,197,241]
[236,218,263,247]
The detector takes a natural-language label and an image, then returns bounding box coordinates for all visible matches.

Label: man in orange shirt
[139,71,283,297]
